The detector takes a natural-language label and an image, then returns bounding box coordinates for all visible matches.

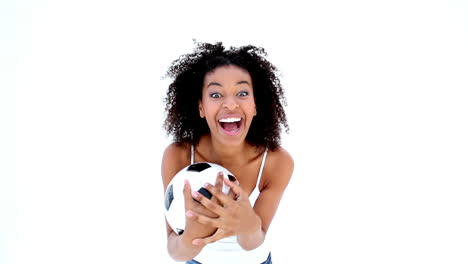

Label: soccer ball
[164,162,237,235]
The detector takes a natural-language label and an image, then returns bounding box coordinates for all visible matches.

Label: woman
[161,42,294,264]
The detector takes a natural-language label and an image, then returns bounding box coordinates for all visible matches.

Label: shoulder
[263,146,294,189]
[268,146,294,170]
[267,146,294,177]
[161,142,192,190]
[163,142,191,162]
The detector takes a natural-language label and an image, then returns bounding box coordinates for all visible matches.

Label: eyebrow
[207,80,251,88]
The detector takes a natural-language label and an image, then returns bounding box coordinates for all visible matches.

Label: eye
[209,92,222,98]
[238,91,249,97]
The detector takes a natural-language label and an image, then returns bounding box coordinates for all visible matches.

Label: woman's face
[199,65,256,146]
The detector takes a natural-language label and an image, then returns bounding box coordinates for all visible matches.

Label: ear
[198,100,205,118]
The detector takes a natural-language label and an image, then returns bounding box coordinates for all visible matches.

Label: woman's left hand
[188,173,261,246]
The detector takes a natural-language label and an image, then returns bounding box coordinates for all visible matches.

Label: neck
[201,135,251,167]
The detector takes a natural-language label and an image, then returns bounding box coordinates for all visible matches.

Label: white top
[190,145,271,264]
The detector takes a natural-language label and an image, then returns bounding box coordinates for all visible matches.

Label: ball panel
[176,228,184,235]
[197,187,212,200]
[164,184,174,210]
[228,174,236,182]
[187,162,211,172]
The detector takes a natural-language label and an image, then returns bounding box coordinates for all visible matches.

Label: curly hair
[163,41,288,150]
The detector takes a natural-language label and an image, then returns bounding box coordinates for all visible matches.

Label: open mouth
[219,117,242,134]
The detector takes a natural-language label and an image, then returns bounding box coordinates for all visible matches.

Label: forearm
[237,214,265,251]
[167,232,204,261]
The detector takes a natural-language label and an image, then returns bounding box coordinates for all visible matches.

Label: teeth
[219,117,241,123]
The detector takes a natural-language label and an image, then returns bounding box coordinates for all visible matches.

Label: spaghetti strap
[248,148,268,201]
[190,144,194,164]
[257,148,268,187]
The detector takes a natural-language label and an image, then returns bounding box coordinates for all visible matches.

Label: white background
[1,0,468,263]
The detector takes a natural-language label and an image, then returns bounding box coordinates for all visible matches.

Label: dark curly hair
[163,42,288,150]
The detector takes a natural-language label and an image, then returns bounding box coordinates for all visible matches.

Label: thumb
[192,229,226,246]
[183,179,193,209]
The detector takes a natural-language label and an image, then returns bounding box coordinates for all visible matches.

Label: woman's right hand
[181,173,223,241]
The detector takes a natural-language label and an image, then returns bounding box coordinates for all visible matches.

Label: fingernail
[191,191,198,198]
[186,211,193,217]
[192,240,200,245]
[204,183,209,187]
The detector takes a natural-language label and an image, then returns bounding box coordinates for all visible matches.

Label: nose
[222,96,239,110]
